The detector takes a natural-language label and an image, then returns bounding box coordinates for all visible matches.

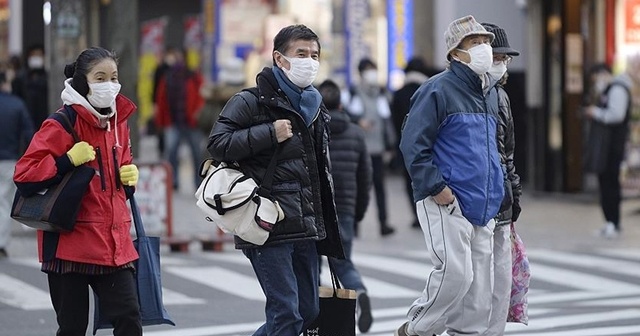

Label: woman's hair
[64,47,118,96]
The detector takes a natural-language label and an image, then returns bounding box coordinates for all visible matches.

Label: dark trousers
[47,269,142,336]
[371,154,388,227]
[597,158,623,230]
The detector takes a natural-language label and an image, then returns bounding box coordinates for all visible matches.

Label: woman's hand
[67,141,96,166]
[120,164,139,186]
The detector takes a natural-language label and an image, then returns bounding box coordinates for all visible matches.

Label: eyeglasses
[493,55,513,65]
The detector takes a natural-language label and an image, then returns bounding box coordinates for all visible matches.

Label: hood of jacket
[61,78,136,130]
[328,109,350,135]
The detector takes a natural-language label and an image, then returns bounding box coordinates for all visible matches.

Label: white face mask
[28,56,44,69]
[456,44,493,75]
[362,69,378,85]
[280,54,319,88]
[87,82,121,108]
[488,61,507,80]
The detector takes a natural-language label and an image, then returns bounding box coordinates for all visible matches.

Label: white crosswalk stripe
[2,248,640,335]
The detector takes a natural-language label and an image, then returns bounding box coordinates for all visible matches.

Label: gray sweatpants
[407,197,495,336]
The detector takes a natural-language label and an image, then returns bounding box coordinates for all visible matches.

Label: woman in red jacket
[13,47,141,335]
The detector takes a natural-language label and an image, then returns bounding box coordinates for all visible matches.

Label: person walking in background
[150,46,178,156]
[0,71,34,258]
[13,47,142,335]
[584,62,634,238]
[208,24,344,336]
[348,58,396,236]
[482,22,523,335]
[12,45,49,129]
[391,56,432,229]
[319,79,373,333]
[395,15,503,336]
[155,48,205,191]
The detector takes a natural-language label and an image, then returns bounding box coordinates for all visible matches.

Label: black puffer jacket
[207,67,343,258]
[327,110,372,221]
[495,85,522,225]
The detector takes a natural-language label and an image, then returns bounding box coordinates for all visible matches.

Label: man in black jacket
[319,79,373,333]
[208,25,343,336]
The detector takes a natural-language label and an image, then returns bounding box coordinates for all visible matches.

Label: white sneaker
[599,222,619,239]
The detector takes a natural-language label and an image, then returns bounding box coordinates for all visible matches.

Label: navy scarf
[272,66,322,126]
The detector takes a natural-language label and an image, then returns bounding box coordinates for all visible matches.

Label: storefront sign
[387,0,413,90]
[625,0,640,44]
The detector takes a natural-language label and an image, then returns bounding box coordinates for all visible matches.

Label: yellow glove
[67,141,95,166]
[120,164,139,186]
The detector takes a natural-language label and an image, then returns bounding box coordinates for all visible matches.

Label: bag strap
[326,256,343,296]
[258,145,282,197]
[54,105,81,143]
[129,196,146,238]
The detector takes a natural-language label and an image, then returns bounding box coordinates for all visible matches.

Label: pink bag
[507,223,530,325]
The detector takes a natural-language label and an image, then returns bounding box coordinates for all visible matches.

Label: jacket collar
[449,61,487,93]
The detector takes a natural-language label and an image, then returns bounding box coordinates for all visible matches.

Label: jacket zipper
[112,146,121,190]
[96,147,107,191]
[482,95,490,225]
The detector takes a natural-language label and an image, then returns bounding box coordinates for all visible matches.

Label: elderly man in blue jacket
[395,15,504,336]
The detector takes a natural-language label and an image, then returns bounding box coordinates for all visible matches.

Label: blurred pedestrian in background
[584,62,633,238]
[396,15,503,336]
[208,24,344,336]
[348,58,396,237]
[0,70,34,258]
[154,48,205,191]
[319,79,373,333]
[391,56,431,229]
[12,44,49,129]
[482,21,523,335]
[13,47,142,335]
[150,46,179,156]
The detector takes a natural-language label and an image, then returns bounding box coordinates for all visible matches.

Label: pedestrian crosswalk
[1,248,640,335]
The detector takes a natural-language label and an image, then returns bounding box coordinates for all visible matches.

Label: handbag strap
[257,145,282,197]
[326,256,343,296]
[129,196,146,238]
[55,106,81,143]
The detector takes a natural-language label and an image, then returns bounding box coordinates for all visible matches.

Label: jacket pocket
[271,181,304,234]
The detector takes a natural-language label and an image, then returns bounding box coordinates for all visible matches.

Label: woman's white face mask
[87,82,121,108]
[455,44,493,75]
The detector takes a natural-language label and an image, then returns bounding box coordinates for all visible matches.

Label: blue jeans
[329,214,365,291]
[243,240,319,336]
[163,125,203,189]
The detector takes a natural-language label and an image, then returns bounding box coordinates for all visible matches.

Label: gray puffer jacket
[207,67,343,258]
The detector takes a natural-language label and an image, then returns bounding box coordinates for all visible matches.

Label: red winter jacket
[154,70,204,128]
[13,94,138,266]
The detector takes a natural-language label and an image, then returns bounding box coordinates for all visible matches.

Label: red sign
[625,0,640,43]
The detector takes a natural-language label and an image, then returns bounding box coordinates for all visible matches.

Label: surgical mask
[280,54,319,88]
[362,69,378,85]
[28,56,44,69]
[488,62,507,80]
[456,44,493,75]
[87,82,121,108]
